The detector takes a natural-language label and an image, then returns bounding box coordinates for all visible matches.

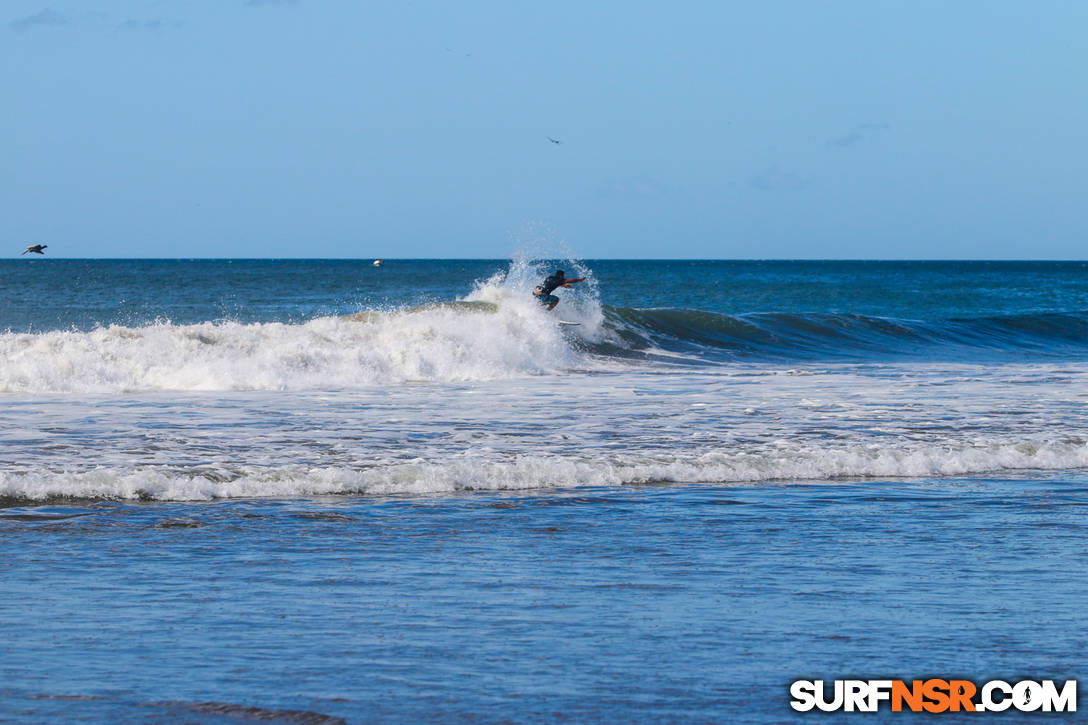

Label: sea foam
[4,438,1086,501]
[0,304,592,394]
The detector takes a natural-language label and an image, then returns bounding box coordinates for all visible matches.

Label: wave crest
[4,439,1086,501]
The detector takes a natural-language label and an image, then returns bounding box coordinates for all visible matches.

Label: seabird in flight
[547,137,562,144]
[22,244,47,255]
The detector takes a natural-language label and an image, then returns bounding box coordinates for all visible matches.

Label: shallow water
[2,478,1085,723]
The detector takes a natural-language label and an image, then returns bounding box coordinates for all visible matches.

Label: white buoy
[373,259,383,267]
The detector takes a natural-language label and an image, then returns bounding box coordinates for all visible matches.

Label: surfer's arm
[562,277,586,287]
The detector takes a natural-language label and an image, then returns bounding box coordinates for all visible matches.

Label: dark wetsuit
[535,274,565,296]
[534,273,566,306]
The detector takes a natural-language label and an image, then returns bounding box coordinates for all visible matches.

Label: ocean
[1,258,1086,723]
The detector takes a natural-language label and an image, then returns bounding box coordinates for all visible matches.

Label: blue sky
[4,0,1087,258]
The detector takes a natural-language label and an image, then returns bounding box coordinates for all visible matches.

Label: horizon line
[5,257,1088,263]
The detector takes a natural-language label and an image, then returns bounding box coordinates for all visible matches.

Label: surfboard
[558,320,581,326]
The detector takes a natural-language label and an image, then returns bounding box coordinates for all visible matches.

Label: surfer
[533,269,585,311]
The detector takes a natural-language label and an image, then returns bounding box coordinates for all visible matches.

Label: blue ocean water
[2,259,1087,722]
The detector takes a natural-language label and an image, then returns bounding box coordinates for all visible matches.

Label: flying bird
[547,137,562,145]
[22,244,47,255]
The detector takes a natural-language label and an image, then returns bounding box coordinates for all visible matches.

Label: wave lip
[4,439,1086,502]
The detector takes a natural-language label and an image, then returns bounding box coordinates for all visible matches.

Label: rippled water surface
[3,478,1086,723]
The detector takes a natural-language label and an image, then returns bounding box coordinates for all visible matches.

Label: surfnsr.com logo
[790,679,1077,713]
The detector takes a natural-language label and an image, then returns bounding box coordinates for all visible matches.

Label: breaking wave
[4,438,1087,502]
[4,255,1088,393]
[0,304,596,394]
[0,258,611,393]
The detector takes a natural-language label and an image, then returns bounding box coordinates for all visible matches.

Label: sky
[3,0,1087,259]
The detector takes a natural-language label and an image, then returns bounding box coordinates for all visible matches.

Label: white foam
[5,439,1087,501]
[0,302,601,394]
